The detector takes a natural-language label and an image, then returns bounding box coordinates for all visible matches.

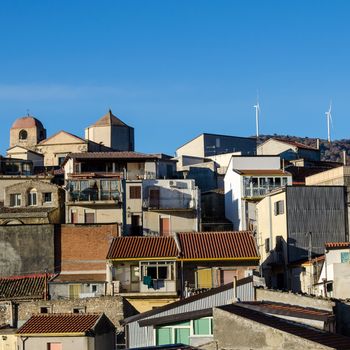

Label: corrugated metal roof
[240,301,332,321]
[17,313,101,335]
[178,231,259,260]
[218,304,350,349]
[106,236,178,260]
[0,273,54,301]
[325,242,350,249]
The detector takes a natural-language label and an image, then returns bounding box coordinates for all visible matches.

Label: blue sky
[0,1,349,155]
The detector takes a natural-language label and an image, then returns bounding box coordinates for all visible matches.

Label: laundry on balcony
[143,275,153,289]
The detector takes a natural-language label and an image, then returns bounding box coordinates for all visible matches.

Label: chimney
[316,138,320,150]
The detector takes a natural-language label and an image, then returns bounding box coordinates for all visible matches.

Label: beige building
[0,179,65,225]
[6,145,44,167]
[9,116,46,150]
[36,130,89,166]
[85,109,134,151]
[257,138,320,161]
[305,165,350,188]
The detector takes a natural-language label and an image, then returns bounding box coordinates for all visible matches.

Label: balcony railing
[68,190,121,202]
[244,185,283,198]
[142,198,195,210]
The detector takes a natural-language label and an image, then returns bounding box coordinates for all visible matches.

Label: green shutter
[175,328,190,345]
[194,318,210,335]
[341,252,350,263]
[156,328,172,345]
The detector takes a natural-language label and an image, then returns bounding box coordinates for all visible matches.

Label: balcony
[67,189,121,203]
[142,197,195,211]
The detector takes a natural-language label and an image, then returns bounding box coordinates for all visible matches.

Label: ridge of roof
[38,130,86,145]
[90,109,129,127]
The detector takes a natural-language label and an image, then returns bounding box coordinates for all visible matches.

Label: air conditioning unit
[169,181,177,187]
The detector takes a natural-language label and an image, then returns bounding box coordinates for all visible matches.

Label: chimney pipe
[316,138,320,150]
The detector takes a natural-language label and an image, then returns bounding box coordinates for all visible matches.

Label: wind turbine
[253,98,260,139]
[325,102,333,143]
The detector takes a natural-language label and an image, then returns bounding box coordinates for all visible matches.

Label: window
[68,284,81,299]
[43,192,52,203]
[341,252,350,263]
[19,129,27,140]
[10,193,21,207]
[28,189,37,206]
[193,317,213,335]
[91,284,98,293]
[40,306,50,313]
[73,307,85,314]
[129,186,141,199]
[274,200,284,215]
[47,343,62,350]
[84,212,95,224]
[141,261,174,280]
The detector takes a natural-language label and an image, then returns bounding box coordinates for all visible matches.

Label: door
[47,344,62,350]
[84,212,95,224]
[69,284,81,299]
[220,270,237,286]
[149,189,160,208]
[131,215,142,235]
[130,265,140,292]
[160,217,170,236]
[71,211,78,224]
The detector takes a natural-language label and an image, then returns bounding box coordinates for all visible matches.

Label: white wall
[230,156,281,170]
[224,168,242,230]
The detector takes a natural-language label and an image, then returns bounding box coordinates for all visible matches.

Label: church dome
[12,116,44,129]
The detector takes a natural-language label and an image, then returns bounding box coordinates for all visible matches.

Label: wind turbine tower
[325,102,332,143]
[253,99,260,138]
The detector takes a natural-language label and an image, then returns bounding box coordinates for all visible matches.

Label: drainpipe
[316,138,320,150]
[343,150,347,166]
[20,336,28,350]
[233,276,237,301]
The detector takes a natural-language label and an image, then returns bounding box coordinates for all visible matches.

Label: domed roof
[11,116,44,129]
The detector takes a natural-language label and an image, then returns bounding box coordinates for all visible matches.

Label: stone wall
[0,224,55,276]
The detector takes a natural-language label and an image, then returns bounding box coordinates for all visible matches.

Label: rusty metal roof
[106,236,178,260]
[219,304,350,349]
[178,231,259,260]
[0,273,54,301]
[325,242,350,249]
[17,313,101,335]
[240,301,333,321]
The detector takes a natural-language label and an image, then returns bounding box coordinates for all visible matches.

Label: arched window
[19,129,28,140]
[28,188,37,206]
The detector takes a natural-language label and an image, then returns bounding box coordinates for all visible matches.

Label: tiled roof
[219,304,350,349]
[178,231,259,260]
[92,109,128,127]
[235,169,290,176]
[0,274,54,300]
[51,274,106,283]
[17,313,101,335]
[107,232,259,261]
[325,242,350,249]
[12,116,44,129]
[106,236,178,260]
[0,207,55,214]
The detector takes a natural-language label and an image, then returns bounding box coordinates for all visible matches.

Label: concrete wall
[176,135,204,158]
[18,335,93,350]
[213,307,331,350]
[229,156,281,170]
[224,168,242,230]
[0,224,55,276]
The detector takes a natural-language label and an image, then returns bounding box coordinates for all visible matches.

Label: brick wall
[56,224,119,273]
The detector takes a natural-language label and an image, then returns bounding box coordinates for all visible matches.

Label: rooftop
[0,273,54,301]
[90,109,129,127]
[11,116,44,129]
[16,313,103,335]
[269,138,319,151]
[325,242,350,249]
[107,231,259,261]
[235,169,291,176]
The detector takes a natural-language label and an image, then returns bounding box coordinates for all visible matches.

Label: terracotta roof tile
[325,242,350,249]
[178,231,259,260]
[17,313,101,335]
[68,151,161,160]
[274,138,318,151]
[0,274,54,301]
[107,232,259,261]
[11,116,44,129]
[107,236,178,259]
[92,109,128,127]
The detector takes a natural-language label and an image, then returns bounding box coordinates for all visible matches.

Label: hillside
[258,135,350,163]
